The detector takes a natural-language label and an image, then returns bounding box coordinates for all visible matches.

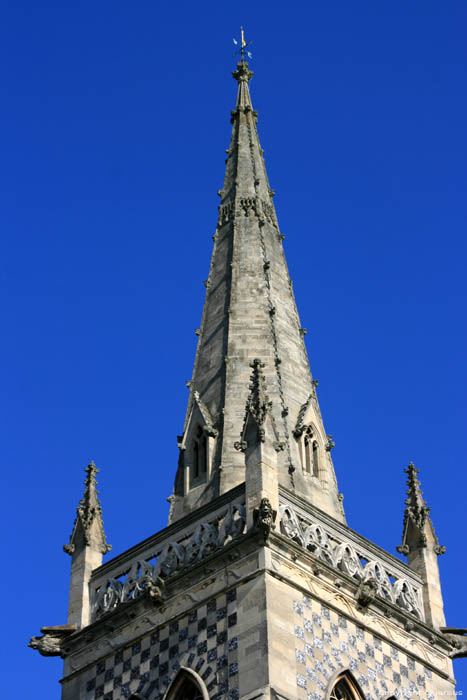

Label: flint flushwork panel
[82,589,238,700]
[293,596,436,700]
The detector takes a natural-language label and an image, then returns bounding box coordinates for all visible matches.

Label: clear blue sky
[2,1,466,697]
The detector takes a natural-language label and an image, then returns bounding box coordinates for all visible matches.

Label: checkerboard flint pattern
[293,596,435,700]
[83,588,239,700]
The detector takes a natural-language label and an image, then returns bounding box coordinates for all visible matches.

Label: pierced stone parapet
[279,498,424,620]
[90,500,246,621]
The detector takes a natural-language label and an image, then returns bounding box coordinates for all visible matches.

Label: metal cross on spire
[233,26,253,62]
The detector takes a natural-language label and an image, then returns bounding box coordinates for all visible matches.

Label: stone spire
[397,462,447,628]
[169,61,344,524]
[64,462,111,628]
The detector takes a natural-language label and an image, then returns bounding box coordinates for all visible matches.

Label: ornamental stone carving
[356,578,378,608]
[92,501,246,620]
[279,502,423,619]
[253,498,277,543]
[28,625,77,658]
[218,201,234,226]
[440,628,467,659]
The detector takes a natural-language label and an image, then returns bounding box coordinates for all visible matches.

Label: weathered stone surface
[28,625,77,658]
[169,61,344,525]
[398,462,448,628]
[31,56,458,700]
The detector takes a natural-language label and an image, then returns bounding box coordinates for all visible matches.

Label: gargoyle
[440,628,467,659]
[28,624,77,658]
[253,497,277,543]
[356,578,378,609]
[144,576,166,605]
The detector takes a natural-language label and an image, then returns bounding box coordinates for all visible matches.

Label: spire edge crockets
[168,56,344,524]
[397,461,445,556]
[63,461,112,556]
[233,61,253,84]
[235,359,284,453]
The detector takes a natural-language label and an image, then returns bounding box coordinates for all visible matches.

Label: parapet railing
[89,493,246,622]
[278,492,424,621]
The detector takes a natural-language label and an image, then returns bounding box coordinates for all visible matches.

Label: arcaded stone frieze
[278,500,424,620]
[90,501,246,621]
[217,196,277,228]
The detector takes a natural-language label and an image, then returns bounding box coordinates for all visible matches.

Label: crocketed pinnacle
[397,462,445,556]
[64,461,112,556]
[169,61,343,523]
[232,61,254,110]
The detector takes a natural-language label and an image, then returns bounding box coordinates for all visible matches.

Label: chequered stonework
[82,589,238,700]
[293,596,437,700]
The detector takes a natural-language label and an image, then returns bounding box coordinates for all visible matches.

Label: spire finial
[233,26,253,64]
[63,461,112,556]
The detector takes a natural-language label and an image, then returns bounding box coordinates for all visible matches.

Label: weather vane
[233,27,253,62]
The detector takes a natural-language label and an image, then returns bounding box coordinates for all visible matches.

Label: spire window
[191,426,208,487]
[301,425,319,478]
[312,440,319,477]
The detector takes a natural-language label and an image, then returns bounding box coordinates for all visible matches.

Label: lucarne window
[302,425,319,477]
[191,426,207,485]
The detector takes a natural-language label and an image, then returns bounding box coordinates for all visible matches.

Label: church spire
[169,59,344,524]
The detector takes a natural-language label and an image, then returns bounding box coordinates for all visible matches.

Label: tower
[30,52,464,700]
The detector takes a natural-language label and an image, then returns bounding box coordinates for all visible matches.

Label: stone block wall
[266,572,455,700]
[64,588,240,700]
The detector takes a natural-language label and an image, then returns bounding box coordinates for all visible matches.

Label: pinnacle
[398,461,444,556]
[404,461,428,513]
[64,461,111,556]
[80,460,100,509]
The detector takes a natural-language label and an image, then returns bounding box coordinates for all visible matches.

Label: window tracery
[165,670,205,700]
[329,673,364,700]
[301,425,320,477]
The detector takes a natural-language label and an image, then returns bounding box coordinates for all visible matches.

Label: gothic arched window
[312,439,319,477]
[165,669,206,700]
[301,425,319,477]
[330,673,365,700]
[191,425,208,487]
